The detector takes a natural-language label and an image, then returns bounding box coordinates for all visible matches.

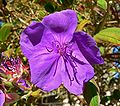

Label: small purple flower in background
[0,57,30,91]
[20,9,103,95]
[0,58,27,82]
[18,78,30,91]
[0,90,5,106]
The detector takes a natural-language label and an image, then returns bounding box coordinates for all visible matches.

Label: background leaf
[44,2,55,13]
[76,19,90,31]
[83,80,100,106]
[94,28,120,45]
[2,48,14,57]
[97,0,107,10]
[0,23,13,42]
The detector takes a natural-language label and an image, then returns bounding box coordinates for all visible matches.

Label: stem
[102,53,120,58]
[89,0,96,26]
[0,8,7,21]
[67,91,72,105]
[94,0,110,34]
[113,0,120,25]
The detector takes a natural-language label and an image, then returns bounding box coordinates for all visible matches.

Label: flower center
[46,41,68,56]
[45,41,82,85]
[56,44,66,56]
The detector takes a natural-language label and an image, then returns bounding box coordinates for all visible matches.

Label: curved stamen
[53,57,60,76]
[64,57,74,86]
[46,47,53,52]
[66,53,82,85]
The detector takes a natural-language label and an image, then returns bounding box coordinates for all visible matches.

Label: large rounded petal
[62,58,94,95]
[20,21,56,59]
[62,43,94,95]
[0,90,5,106]
[42,9,77,42]
[29,52,62,91]
[73,31,104,65]
[20,21,44,58]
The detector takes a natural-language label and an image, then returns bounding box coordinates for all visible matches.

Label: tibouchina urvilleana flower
[20,9,103,95]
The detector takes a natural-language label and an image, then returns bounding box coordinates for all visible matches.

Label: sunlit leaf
[83,80,100,106]
[108,68,117,72]
[0,23,13,42]
[76,19,90,31]
[99,46,105,55]
[39,10,46,17]
[2,48,14,57]
[4,82,13,87]
[94,28,120,45]
[58,0,64,4]
[97,0,107,10]
[77,12,83,22]
[31,89,41,97]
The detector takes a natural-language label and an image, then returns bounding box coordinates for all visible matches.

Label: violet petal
[0,90,5,106]
[73,31,104,65]
[20,22,55,59]
[62,43,94,95]
[29,53,62,91]
[23,21,44,46]
[42,9,77,42]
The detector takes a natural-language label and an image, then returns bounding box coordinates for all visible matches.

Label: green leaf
[76,19,90,31]
[39,10,46,17]
[2,48,14,57]
[58,0,64,4]
[94,28,120,45]
[77,12,83,22]
[97,0,107,10]
[4,82,13,87]
[0,23,13,42]
[83,80,100,106]
[31,89,41,97]
[108,68,117,72]
[44,2,54,13]
[90,95,99,106]
[99,46,105,55]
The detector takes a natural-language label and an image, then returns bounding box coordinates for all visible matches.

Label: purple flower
[20,9,103,95]
[0,58,26,82]
[18,78,30,91]
[0,90,5,106]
